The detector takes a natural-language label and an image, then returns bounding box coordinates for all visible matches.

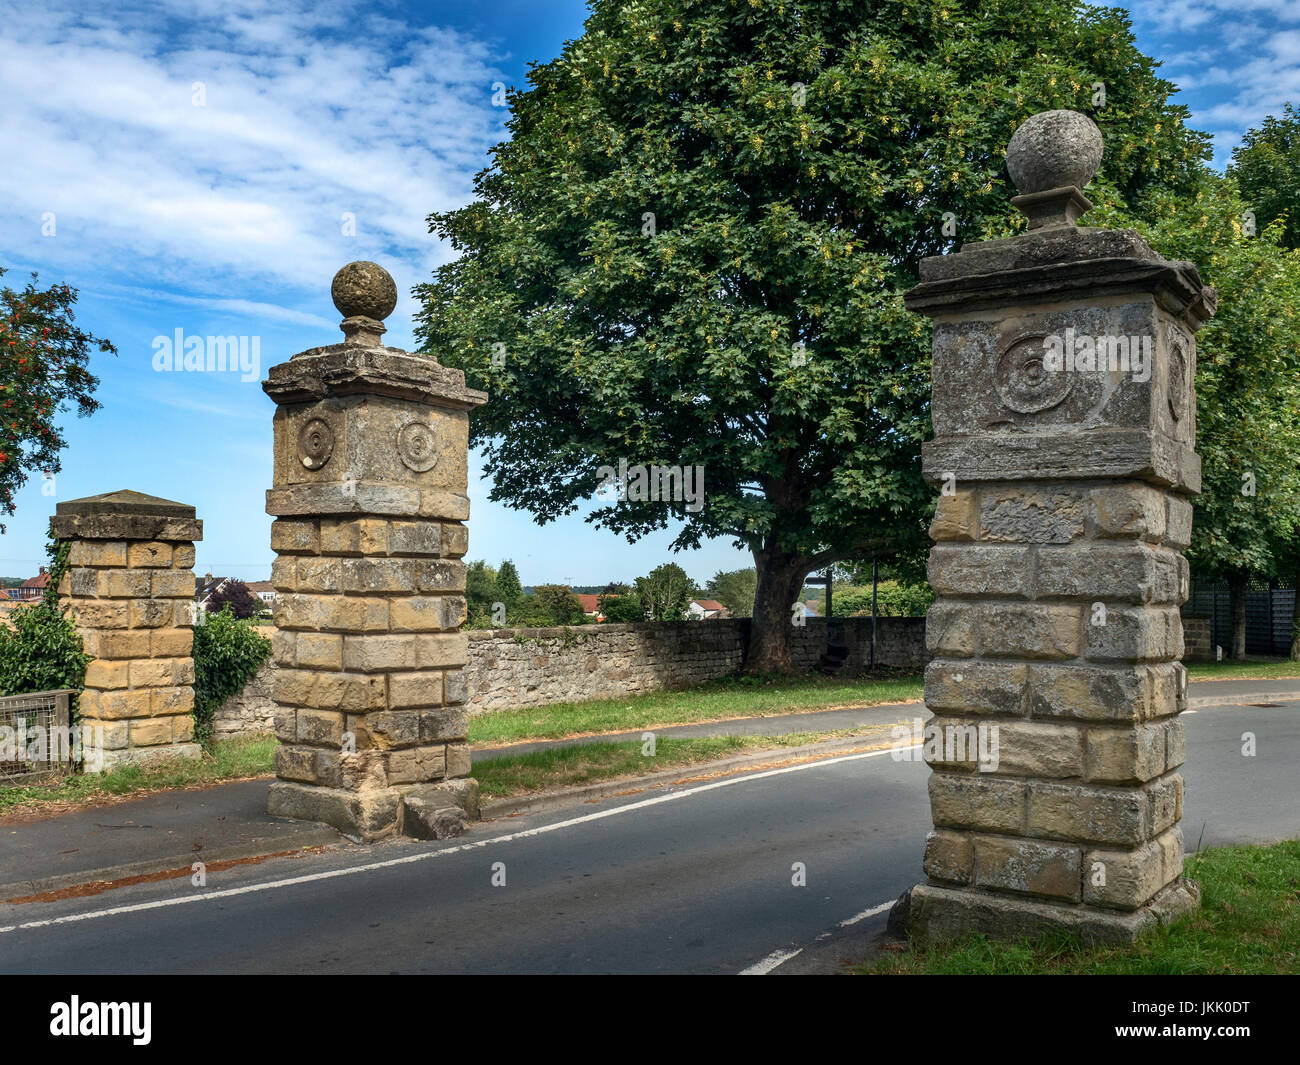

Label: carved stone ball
[331,261,398,321]
[1006,110,1104,194]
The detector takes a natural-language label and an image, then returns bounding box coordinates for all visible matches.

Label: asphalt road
[1,698,1296,974]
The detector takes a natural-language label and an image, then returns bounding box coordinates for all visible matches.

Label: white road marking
[739,897,897,974]
[838,899,895,927]
[0,743,922,936]
[739,948,803,975]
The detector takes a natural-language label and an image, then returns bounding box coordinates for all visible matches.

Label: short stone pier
[901,111,1215,944]
[52,490,202,769]
[264,261,486,840]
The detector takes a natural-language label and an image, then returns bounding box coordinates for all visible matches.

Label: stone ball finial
[1006,110,1104,194]
[331,261,398,322]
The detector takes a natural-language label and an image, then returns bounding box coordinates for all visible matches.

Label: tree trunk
[1227,571,1248,660]
[745,549,811,674]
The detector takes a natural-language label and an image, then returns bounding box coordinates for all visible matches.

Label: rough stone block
[1034,545,1182,604]
[928,546,1031,598]
[389,671,445,708]
[128,542,173,568]
[1084,724,1166,783]
[973,835,1082,901]
[978,603,1081,659]
[387,520,442,557]
[925,601,977,657]
[271,519,320,555]
[1085,606,1182,662]
[928,773,1026,834]
[929,491,977,541]
[1026,782,1147,845]
[985,721,1084,778]
[925,660,1028,716]
[414,559,467,593]
[979,486,1085,543]
[923,830,974,885]
[1089,484,1167,542]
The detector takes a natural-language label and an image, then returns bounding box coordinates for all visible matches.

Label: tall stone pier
[264,261,486,840]
[52,490,202,769]
[902,111,1215,945]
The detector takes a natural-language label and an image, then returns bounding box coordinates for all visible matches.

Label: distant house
[12,567,50,601]
[688,599,730,620]
[195,574,230,610]
[573,593,604,620]
[245,580,276,606]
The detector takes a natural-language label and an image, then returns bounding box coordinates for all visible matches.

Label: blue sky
[1,0,1297,587]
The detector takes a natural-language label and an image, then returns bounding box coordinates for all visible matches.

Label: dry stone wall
[212,616,928,733]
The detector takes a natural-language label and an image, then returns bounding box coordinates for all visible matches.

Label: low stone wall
[211,616,928,731]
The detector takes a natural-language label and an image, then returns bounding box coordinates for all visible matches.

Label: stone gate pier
[901,110,1215,944]
[52,490,202,769]
[264,262,486,840]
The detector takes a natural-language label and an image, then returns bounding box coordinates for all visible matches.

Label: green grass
[471,727,895,798]
[467,673,923,746]
[0,734,276,815]
[864,840,1300,975]
[1185,658,1300,681]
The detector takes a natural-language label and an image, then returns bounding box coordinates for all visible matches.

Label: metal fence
[1183,580,1296,657]
[0,688,76,784]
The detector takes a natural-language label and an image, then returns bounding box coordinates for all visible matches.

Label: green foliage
[0,538,89,700]
[0,269,114,530]
[634,562,695,620]
[465,559,500,624]
[534,583,586,625]
[829,579,934,617]
[706,567,758,617]
[415,0,1209,666]
[191,606,272,745]
[1229,103,1300,251]
[599,592,648,622]
[1091,167,1300,583]
[496,559,523,609]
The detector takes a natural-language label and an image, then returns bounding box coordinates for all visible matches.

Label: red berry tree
[0,268,114,530]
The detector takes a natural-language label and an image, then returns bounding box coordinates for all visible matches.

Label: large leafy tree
[0,270,113,530]
[1229,103,1300,252]
[416,0,1210,671]
[1092,169,1300,658]
[1228,103,1300,657]
[706,566,758,617]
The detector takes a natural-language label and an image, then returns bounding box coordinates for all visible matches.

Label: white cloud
[0,0,507,303]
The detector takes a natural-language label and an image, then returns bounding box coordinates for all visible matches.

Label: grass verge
[467,672,923,746]
[0,734,276,816]
[471,727,899,799]
[1185,658,1300,681]
[863,840,1300,975]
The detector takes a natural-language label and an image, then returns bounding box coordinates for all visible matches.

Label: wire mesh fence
[0,689,76,784]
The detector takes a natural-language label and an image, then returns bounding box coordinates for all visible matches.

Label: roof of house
[20,570,49,590]
[692,599,727,612]
[574,593,604,613]
[245,581,275,594]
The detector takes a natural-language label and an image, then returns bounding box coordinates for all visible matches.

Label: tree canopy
[416,0,1214,669]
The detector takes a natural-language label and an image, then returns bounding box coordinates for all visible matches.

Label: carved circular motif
[1166,327,1189,424]
[298,418,334,470]
[397,421,439,472]
[995,333,1075,415]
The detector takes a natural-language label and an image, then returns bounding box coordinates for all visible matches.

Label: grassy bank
[467,672,923,746]
[865,840,1300,975]
[471,727,900,799]
[0,735,276,816]
[1185,658,1300,681]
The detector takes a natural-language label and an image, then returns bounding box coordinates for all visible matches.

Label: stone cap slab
[264,346,488,411]
[51,490,202,542]
[905,228,1216,329]
[922,428,1200,493]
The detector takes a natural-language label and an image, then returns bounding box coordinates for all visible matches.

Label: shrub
[599,593,647,622]
[0,540,91,700]
[192,606,272,744]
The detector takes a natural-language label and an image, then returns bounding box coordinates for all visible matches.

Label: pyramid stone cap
[51,490,202,543]
[56,489,196,519]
